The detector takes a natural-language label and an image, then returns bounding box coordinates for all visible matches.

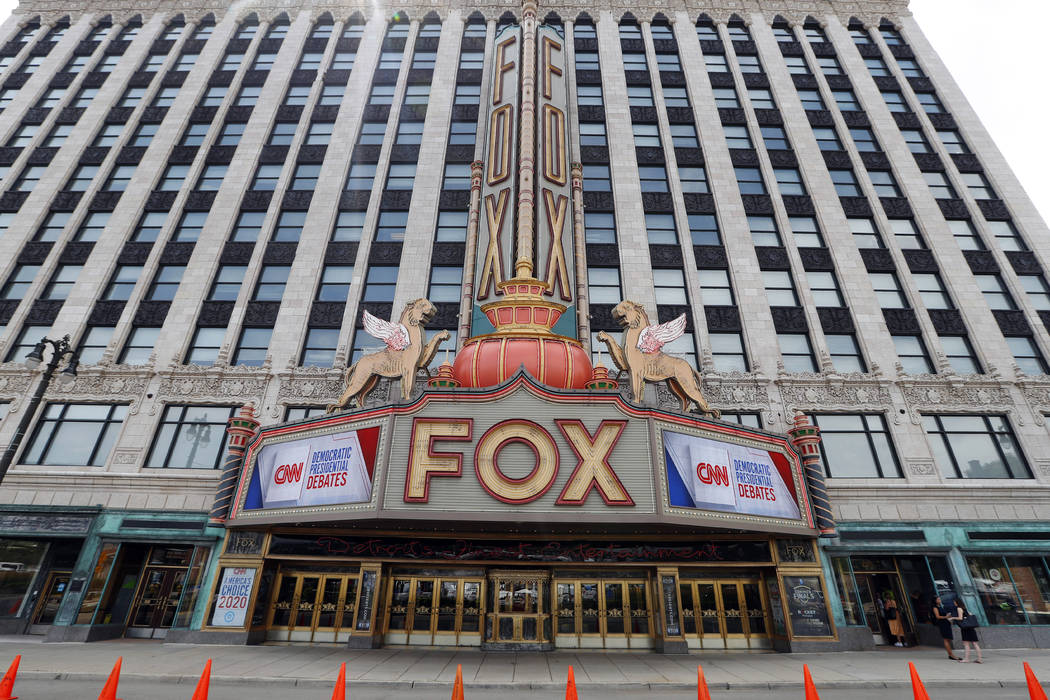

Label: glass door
[265,571,360,643]
[29,570,71,630]
[552,578,653,650]
[382,576,484,646]
[680,579,772,650]
[127,567,186,639]
[489,572,547,644]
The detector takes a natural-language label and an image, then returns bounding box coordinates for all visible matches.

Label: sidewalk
[0,638,1046,691]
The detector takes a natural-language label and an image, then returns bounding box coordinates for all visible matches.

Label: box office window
[23,403,128,467]
[810,414,901,478]
[147,405,236,469]
[966,555,1050,626]
[923,414,1030,479]
[0,539,48,618]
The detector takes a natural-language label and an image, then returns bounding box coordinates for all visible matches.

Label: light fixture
[58,358,78,386]
[23,341,45,369]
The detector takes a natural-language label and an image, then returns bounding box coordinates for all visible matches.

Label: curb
[12,670,1031,690]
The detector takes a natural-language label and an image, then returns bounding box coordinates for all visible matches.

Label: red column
[208,403,261,524]
[787,412,837,538]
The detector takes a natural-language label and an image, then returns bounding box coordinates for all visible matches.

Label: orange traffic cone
[451,663,464,700]
[909,662,931,700]
[566,665,578,700]
[803,664,821,700]
[0,654,20,700]
[330,662,346,700]
[97,657,122,700]
[697,665,711,700]
[1025,662,1049,700]
[190,659,211,700]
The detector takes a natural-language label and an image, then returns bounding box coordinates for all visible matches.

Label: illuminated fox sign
[404,418,633,506]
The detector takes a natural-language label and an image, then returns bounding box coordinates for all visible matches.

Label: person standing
[932,596,961,660]
[950,598,983,663]
[883,591,906,647]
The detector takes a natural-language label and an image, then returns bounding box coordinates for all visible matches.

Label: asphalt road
[4,678,1035,700]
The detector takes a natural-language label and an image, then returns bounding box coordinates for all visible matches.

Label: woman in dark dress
[950,598,983,663]
[932,596,960,660]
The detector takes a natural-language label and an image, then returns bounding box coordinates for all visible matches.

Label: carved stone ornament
[155,363,270,412]
[906,460,937,477]
[1018,380,1050,426]
[14,1,912,34]
[49,367,150,415]
[596,300,718,417]
[900,377,1015,426]
[777,374,892,415]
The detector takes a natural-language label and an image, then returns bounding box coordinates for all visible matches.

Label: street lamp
[0,335,80,483]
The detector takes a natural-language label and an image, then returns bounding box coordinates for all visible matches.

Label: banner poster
[210,567,256,627]
[244,427,380,511]
[663,431,801,520]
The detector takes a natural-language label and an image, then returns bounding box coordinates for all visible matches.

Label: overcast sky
[0,0,1044,225]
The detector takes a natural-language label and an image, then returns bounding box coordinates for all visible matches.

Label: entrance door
[126,567,186,639]
[679,579,772,650]
[266,572,360,643]
[28,570,71,633]
[383,576,484,646]
[554,578,653,649]
[854,572,910,646]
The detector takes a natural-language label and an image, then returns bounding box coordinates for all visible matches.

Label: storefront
[823,523,1050,649]
[201,373,839,652]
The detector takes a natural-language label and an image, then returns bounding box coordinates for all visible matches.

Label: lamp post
[0,335,79,483]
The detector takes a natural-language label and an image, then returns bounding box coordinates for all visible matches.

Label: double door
[679,579,772,649]
[28,570,71,633]
[554,579,653,649]
[126,567,187,639]
[267,572,359,643]
[384,576,483,646]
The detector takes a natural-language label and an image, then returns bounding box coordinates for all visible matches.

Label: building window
[1018,275,1050,311]
[251,164,283,191]
[298,52,324,70]
[449,121,477,145]
[923,414,1030,479]
[35,212,71,241]
[849,218,882,248]
[654,269,687,305]
[376,210,408,242]
[147,405,235,469]
[182,122,211,145]
[587,267,621,304]
[13,164,45,192]
[829,169,861,197]
[688,214,720,245]
[436,210,467,242]
[130,124,157,147]
[779,333,816,372]
[748,88,775,109]
[236,86,261,106]
[333,210,366,241]
[74,212,110,243]
[346,163,376,189]
[913,272,952,309]
[272,211,306,241]
[645,214,677,245]
[774,168,806,196]
[66,165,100,192]
[868,170,902,197]
[233,328,271,366]
[119,327,160,364]
[442,163,471,190]
[219,121,245,146]
[639,166,669,193]
[254,266,291,301]
[704,54,728,73]
[893,335,932,374]
[268,122,297,146]
[302,328,339,367]
[6,325,50,362]
[583,164,610,191]
[90,123,121,148]
[158,164,189,191]
[396,121,424,145]
[790,217,824,247]
[736,56,761,74]
[697,269,733,305]
[948,219,983,250]
[291,164,320,191]
[42,265,81,300]
[940,335,981,374]
[23,403,128,467]
[252,52,277,71]
[663,87,690,107]
[352,325,384,363]
[363,266,398,302]
[316,265,353,301]
[196,164,227,191]
[455,83,481,105]
[185,327,225,365]
[147,265,185,301]
[974,274,1016,310]
[966,556,1050,626]
[633,123,660,148]
[890,219,925,249]
[832,90,859,111]
[797,89,824,110]
[812,127,842,151]
[386,163,416,190]
[807,271,844,307]
[986,220,1026,252]
[748,216,780,246]
[713,87,739,109]
[44,124,74,147]
[827,334,865,372]
[915,92,944,114]
[428,266,463,303]
[1,265,40,299]
[1007,336,1048,375]
[899,129,929,154]
[763,271,798,306]
[881,90,908,112]
[319,85,345,105]
[266,22,289,39]
[627,86,653,107]
[79,326,114,365]
[961,172,996,200]
[735,167,766,195]
[870,272,908,308]
[937,130,970,154]
[723,125,752,149]
[231,211,265,241]
[710,332,748,372]
[357,122,385,145]
[783,56,810,75]
[331,52,355,71]
[151,86,181,108]
[208,265,247,301]
[104,265,142,300]
[811,414,900,478]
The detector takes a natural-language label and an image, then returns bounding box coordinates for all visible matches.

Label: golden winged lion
[326,298,449,412]
[596,301,720,418]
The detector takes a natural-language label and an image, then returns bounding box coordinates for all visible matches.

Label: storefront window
[831,557,863,625]
[967,556,1026,625]
[0,539,47,618]
[76,542,118,624]
[1005,557,1050,625]
[173,546,210,628]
